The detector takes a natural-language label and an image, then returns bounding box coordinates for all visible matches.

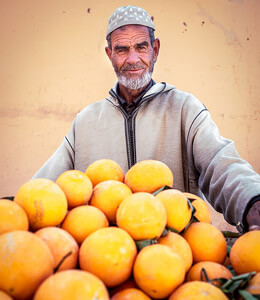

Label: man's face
[105,25,160,90]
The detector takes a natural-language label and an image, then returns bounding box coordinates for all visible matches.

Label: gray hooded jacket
[33,82,260,231]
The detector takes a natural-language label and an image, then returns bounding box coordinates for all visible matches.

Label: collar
[115,80,155,109]
[108,81,176,109]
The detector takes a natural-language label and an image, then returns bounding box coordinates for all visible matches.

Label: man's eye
[117,49,126,53]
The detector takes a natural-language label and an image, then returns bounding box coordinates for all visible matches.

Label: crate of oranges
[0,159,259,300]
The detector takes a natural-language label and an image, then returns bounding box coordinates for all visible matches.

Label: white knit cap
[106,6,155,37]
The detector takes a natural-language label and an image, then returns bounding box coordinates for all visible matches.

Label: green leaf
[200,268,210,283]
[211,277,229,287]
[1,196,14,201]
[161,227,169,237]
[178,197,197,234]
[135,239,157,251]
[229,272,256,282]
[239,272,256,291]
[220,278,242,293]
[222,231,241,239]
[239,290,259,300]
[152,185,172,196]
[229,279,244,293]
[220,272,256,297]
[187,197,196,217]
[166,226,180,234]
[227,245,232,257]
[226,264,237,276]
[54,251,73,273]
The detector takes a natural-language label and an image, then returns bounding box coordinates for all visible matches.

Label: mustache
[121,64,145,71]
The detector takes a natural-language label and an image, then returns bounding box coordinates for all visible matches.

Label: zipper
[118,95,157,169]
[108,82,167,169]
[116,105,138,169]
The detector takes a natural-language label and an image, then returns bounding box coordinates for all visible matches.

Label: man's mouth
[123,68,145,76]
[126,69,143,73]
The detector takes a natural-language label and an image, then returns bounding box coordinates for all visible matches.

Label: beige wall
[1,0,259,230]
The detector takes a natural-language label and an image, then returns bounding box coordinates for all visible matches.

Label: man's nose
[125,49,140,65]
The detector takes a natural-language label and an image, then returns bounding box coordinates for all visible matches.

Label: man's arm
[188,109,260,232]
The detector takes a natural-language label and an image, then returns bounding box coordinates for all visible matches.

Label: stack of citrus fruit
[0,158,259,299]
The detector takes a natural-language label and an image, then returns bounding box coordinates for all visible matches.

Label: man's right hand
[246,201,260,231]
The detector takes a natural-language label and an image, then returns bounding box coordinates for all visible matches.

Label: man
[33,5,260,232]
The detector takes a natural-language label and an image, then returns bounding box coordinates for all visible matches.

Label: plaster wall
[0,0,259,230]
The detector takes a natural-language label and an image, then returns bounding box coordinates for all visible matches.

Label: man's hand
[246,201,260,231]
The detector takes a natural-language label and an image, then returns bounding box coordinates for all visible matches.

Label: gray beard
[116,71,153,90]
[114,59,155,90]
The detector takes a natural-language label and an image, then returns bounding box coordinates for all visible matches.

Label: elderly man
[33,6,260,232]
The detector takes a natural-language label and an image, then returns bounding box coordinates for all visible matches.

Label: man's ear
[153,38,160,63]
[105,46,112,61]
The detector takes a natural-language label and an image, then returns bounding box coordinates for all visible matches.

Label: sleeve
[188,109,260,232]
[31,119,76,182]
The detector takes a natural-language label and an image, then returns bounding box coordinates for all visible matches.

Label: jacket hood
[107,81,176,106]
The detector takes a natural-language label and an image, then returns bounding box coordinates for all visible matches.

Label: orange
[183,222,227,264]
[79,227,137,287]
[230,230,260,274]
[0,199,29,234]
[192,199,212,223]
[90,180,132,223]
[33,269,109,300]
[186,261,233,286]
[245,272,260,295]
[168,281,228,299]
[183,192,211,223]
[124,160,173,193]
[133,244,185,299]
[158,231,193,272]
[0,230,54,300]
[0,290,14,300]
[35,227,79,272]
[14,178,67,231]
[56,170,93,209]
[111,288,151,300]
[61,205,109,244]
[85,159,124,187]
[109,277,138,297]
[155,189,192,232]
[116,192,167,241]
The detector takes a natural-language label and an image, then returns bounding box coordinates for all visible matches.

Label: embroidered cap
[106,6,155,37]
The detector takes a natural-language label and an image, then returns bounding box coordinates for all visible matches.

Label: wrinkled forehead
[110,25,150,47]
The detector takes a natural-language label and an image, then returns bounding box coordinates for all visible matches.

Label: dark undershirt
[116,80,155,114]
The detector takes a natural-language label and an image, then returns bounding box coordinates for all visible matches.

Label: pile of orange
[0,158,259,299]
